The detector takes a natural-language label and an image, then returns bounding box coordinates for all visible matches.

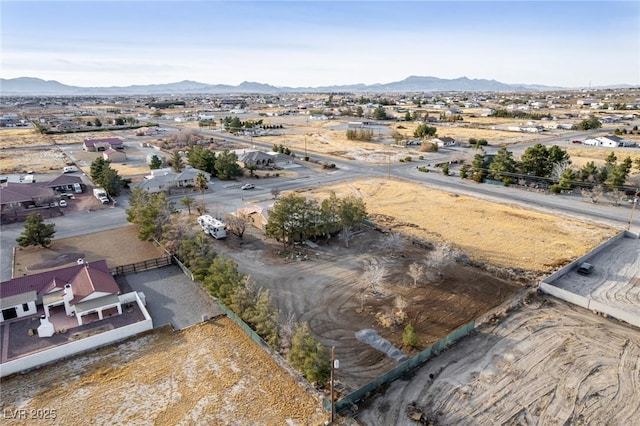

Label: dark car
[577,262,594,275]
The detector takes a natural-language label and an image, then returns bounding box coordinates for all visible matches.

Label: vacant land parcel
[358,296,640,425]
[0,318,326,425]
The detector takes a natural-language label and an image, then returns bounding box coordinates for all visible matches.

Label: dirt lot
[0,318,326,425]
[300,177,616,272]
[13,225,164,276]
[357,295,640,425]
[215,226,521,390]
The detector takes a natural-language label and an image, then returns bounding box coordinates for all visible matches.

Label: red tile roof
[0,260,120,303]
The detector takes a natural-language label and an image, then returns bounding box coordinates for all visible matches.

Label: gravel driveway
[117,266,222,330]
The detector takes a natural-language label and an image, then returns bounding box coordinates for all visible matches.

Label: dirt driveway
[13,225,165,276]
[215,227,521,391]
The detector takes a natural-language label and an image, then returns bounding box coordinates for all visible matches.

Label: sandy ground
[215,227,521,391]
[13,225,165,276]
[565,146,640,173]
[0,318,326,425]
[0,148,69,174]
[300,177,616,273]
[357,295,640,425]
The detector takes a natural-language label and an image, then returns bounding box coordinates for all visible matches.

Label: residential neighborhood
[1,0,640,419]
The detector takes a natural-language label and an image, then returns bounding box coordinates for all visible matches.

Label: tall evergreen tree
[16,213,56,248]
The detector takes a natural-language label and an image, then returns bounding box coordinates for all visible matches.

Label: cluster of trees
[468,137,489,147]
[126,197,330,383]
[346,128,373,141]
[272,144,292,155]
[489,109,552,120]
[372,107,389,120]
[577,117,602,130]
[266,192,367,249]
[356,96,396,106]
[183,146,242,180]
[219,116,272,134]
[413,123,437,138]
[463,144,637,192]
[90,158,124,196]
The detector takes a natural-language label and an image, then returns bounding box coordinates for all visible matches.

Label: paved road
[3,128,638,281]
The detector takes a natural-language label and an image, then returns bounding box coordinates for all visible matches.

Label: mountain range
[0,75,628,96]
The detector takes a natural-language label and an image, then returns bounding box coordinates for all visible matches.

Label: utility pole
[304,136,307,158]
[628,189,639,231]
[330,346,335,423]
[388,154,391,180]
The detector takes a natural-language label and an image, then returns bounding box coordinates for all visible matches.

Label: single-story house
[0,260,122,326]
[238,150,274,168]
[269,152,294,167]
[83,138,124,152]
[40,175,83,193]
[130,167,210,194]
[583,135,635,147]
[103,148,127,162]
[0,182,56,217]
[237,204,272,232]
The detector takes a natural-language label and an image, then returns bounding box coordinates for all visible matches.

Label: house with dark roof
[40,175,83,193]
[0,182,56,218]
[0,260,122,326]
[82,137,124,152]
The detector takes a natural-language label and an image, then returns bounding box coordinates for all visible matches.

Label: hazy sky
[2,1,639,88]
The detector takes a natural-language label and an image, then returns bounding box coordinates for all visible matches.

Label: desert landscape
[0,318,326,425]
[358,295,640,425]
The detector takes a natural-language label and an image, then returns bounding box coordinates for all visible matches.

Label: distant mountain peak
[0,75,583,96]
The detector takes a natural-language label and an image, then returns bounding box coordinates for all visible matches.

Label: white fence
[0,292,152,378]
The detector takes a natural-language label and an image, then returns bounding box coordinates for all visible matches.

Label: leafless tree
[606,188,625,207]
[362,263,388,292]
[225,213,248,239]
[271,187,281,199]
[425,243,460,282]
[357,290,368,313]
[376,232,405,257]
[582,184,603,204]
[550,161,572,182]
[339,227,357,248]
[278,311,297,354]
[407,262,425,287]
[394,296,408,324]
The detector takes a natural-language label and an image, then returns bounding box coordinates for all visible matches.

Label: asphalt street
[2,128,639,282]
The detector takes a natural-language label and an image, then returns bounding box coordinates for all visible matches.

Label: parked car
[99,196,110,204]
[59,200,68,207]
[240,183,255,190]
[577,262,594,275]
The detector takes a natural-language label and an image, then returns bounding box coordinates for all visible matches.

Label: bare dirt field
[257,117,548,163]
[0,318,326,425]
[13,225,164,276]
[0,148,68,174]
[299,177,616,273]
[0,128,54,149]
[357,295,640,426]
[215,226,521,390]
[565,146,640,173]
